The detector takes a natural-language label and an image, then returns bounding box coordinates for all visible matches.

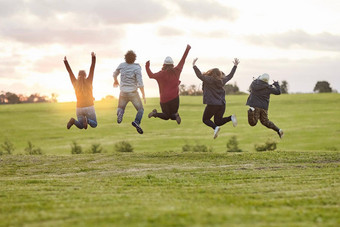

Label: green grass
[0,94,340,226]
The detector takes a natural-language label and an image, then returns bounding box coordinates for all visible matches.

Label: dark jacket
[193,65,237,105]
[246,79,281,110]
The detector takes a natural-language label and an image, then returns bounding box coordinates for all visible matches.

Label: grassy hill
[0,94,339,226]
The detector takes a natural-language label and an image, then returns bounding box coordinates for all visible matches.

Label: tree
[281,80,289,94]
[314,81,332,93]
[6,92,20,104]
[224,83,240,94]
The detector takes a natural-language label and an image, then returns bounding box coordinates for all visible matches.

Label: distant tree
[224,83,239,95]
[6,92,20,104]
[281,80,289,94]
[179,84,188,96]
[314,81,332,93]
[50,93,58,103]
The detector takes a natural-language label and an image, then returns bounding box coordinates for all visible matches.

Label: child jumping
[246,73,284,138]
[145,44,191,124]
[113,50,145,134]
[64,52,97,130]
[193,58,239,139]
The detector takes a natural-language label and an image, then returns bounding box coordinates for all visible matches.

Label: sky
[1,0,340,102]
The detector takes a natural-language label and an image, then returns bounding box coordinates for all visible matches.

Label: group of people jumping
[63,44,284,139]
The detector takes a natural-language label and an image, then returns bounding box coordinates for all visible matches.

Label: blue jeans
[117,91,144,124]
[75,105,97,129]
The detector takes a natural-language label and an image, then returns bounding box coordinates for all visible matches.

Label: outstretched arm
[223,58,239,84]
[176,44,191,71]
[145,61,155,78]
[271,81,281,95]
[63,56,76,84]
[87,52,96,84]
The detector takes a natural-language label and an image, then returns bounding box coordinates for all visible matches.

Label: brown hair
[75,70,91,95]
[162,64,174,71]
[125,50,136,64]
[203,68,223,80]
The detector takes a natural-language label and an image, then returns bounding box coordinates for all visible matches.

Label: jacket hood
[250,79,269,91]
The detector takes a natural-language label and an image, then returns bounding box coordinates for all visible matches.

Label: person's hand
[273,80,279,86]
[91,52,96,57]
[142,95,146,104]
[187,44,191,50]
[192,58,198,66]
[64,56,67,62]
[113,80,119,88]
[145,60,150,68]
[233,58,240,66]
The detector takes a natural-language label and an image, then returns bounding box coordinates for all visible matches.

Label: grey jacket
[193,65,237,105]
[113,62,144,93]
[246,79,281,110]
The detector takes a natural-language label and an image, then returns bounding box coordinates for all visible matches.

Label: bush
[88,143,104,154]
[0,139,15,155]
[227,136,243,152]
[182,143,213,152]
[115,141,133,152]
[71,141,83,154]
[255,140,277,152]
[25,141,43,155]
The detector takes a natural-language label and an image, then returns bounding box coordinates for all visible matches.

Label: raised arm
[175,44,191,71]
[222,58,239,84]
[270,81,281,95]
[145,60,155,78]
[63,56,76,84]
[192,58,213,83]
[87,52,96,83]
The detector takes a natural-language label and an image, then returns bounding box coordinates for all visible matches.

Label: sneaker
[148,109,157,118]
[117,112,123,124]
[213,126,220,139]
[83,116,88,130]
[132,121,144,134]
[249,107,255,111]
[175,113,181,124]
[231,114,237,127]
[278,129,284,139]
[67,118,75,129]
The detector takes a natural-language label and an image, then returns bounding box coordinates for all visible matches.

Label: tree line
[0,91,58,104]
[179,80,336,96]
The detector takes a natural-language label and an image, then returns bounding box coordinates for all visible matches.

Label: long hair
[162,64,174,71]
[125,50,136,64]
[203,68,223,81]
[75,70,91,95]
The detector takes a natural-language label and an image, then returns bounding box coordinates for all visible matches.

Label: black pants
[155,96,179,120]
[203,104,231,129]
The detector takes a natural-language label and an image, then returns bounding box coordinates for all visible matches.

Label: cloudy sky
[1,0,339,101]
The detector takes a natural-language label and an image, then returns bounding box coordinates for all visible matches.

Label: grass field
[0,94,339,226]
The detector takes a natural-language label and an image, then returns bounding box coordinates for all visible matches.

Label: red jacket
[146,46,190,103]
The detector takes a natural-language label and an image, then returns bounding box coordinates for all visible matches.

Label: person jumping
[193,57,239,139]
[64,52,97,130]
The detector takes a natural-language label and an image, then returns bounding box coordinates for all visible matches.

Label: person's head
[78,70,87,80]
[258,73,269,83]
[125,50,136,64]
[162,56,174,71]
[203,68,223,80]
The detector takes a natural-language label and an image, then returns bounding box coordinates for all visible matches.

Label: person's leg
[130,92,144,125]
[74,108,85,129]
[214,104,232,126]
[168,96,180,123]
[202,105,217,129]
[117,92,129,124]
[154,102,171,120]
[259,109,280,132]
[85,106,97,128]
[248,107,260,126]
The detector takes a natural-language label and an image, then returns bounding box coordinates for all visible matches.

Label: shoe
[67,118,75,129]
[148,109,157,118]
[175,113,181,124]
[278,129,284,139]
[231,114,237,127]
[117,112,123,124]
[132,121,143,134]
[213,126,220,139]
[83,116,88,130]
[249,107,255,111]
